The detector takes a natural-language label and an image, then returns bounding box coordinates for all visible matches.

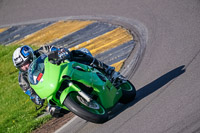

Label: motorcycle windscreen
[28,55,46,85]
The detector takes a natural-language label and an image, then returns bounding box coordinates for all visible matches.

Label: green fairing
[29,55,122,110]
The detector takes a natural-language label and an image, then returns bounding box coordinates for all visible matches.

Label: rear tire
[119,81,136,104]
[64,92,108,123]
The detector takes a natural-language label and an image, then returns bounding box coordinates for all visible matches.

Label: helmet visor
[17,59,31,72]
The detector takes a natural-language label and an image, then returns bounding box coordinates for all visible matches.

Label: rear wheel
[119,81,136,104]
[64,92,108,123]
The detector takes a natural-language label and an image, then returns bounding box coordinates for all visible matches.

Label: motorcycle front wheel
[64,92,108,123]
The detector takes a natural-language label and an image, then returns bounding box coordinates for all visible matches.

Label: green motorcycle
[28,52,136,123]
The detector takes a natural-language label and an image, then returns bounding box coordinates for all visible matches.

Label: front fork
[59,82,90,104]
[78,91,92,102]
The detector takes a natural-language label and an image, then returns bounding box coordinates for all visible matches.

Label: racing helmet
[12,45,35,72]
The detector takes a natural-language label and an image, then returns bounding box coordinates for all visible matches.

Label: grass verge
[0,45,52,133]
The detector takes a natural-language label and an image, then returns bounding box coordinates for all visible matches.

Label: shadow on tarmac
[108,65,186,120]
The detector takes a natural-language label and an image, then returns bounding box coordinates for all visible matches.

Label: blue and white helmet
[12,45,35,71]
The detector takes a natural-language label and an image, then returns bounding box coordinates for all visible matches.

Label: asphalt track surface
[1,0,200,133]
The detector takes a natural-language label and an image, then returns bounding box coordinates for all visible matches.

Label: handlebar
[55,57,66,65]
[48,50,69,65]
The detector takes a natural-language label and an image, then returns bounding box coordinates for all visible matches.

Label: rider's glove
[34,95,45,105]
[25,90,44,105]
[50,47,70,60]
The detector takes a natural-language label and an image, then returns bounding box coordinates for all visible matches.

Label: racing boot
[48,105,69,118]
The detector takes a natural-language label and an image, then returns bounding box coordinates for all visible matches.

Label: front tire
[64,92,108,123]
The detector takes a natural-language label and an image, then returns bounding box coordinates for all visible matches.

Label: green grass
[0,45,52,133]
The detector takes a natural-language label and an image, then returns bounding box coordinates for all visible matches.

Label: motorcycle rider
[12,45,125,117]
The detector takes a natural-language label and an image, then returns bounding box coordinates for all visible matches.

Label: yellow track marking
[15,21,94,46]
[0,27,9,33]
[111,59,125,72]
[69,27,133,56]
